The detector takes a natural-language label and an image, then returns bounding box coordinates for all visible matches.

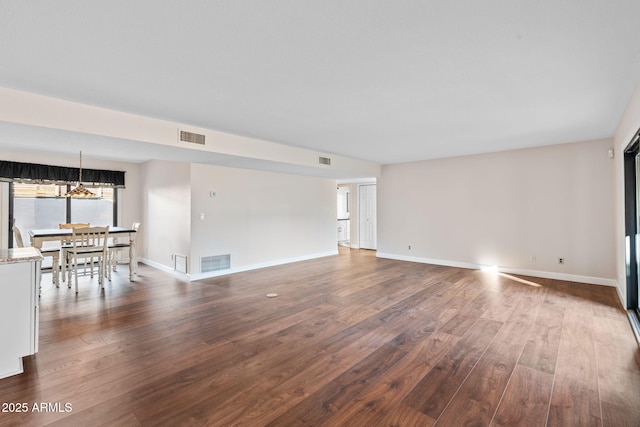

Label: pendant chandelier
[65,151,98,198]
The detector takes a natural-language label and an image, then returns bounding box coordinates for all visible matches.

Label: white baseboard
[615,285,627,309]
[141,250,339,282]
[139,257,190,281]
[377,253,480,270]
[376,252,618,287]
[188,250,338,281]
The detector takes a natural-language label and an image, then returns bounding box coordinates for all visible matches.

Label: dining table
[29,226,138,281]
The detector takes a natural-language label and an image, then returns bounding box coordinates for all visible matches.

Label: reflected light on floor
[498,273,543,288]
[479,266,543,287]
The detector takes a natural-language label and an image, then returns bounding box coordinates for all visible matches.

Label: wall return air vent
[179,130,206,145]
[201,254,231,273]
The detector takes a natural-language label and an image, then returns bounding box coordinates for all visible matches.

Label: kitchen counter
[0,247,43,264]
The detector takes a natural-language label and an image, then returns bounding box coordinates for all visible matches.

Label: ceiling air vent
[179,130,206,145]
[201,254,231,273]
[319,156,331,166]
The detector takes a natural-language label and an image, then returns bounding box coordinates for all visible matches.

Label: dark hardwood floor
[1,248,639,426]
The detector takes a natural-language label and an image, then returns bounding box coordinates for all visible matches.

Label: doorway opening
[337,186,350,247]
[336,180,377,252]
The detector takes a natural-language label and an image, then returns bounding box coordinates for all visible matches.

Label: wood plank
[401,318,503,419]
[133,317,354,424]
[435,353,515,426]
[547,308,602,426]
[265,342,407,426]
[197,327,399,426]
[601,401,640,427]
[436,291,495,337]
[377,403,436,427]
[491,365,554,427]
[547,379,601,427]
[596,352,640,411]
[553,309,599,386]
[518,303,565,375]
[593,315,640,371]
[323,331,459,426]
[434,303,542,425]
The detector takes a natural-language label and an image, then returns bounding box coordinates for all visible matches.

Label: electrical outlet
[408,245,412,250]
[558,258,564,264]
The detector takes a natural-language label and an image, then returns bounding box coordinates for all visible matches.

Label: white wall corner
[139,258,190,282]
[614,281,626,309]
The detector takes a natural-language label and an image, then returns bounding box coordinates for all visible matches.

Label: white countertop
[0,247,43,264]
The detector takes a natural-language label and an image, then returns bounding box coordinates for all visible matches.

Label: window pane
[13,184,67,240]
[70,199,113,226]
[70,188,114,226]
[13,184,66,267]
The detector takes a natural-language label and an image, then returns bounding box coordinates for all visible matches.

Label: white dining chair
[59,223,90,282]
[106,222,140,281]
[64,226,109,294]
[13,226,61,287]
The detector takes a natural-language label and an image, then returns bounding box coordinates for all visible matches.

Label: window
[1,158,125,251]
[10,183,116,249]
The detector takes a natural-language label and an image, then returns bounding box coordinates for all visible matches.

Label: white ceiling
[1,0,639,166]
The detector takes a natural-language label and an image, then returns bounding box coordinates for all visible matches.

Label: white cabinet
[337,219,350,243]
[337,220,346,241]
[0,248,42,379]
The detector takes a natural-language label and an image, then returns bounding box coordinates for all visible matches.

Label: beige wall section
[378,139,616,284]
[140,160,191,271]
[0,150,142,250]
[188,164,337,278]
[613,81,640,306]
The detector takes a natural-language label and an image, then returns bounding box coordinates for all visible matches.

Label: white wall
[613,80,640,306]
[0,150,142,249]
[189,163,337,279]
[378,139,616,285]
[140,160,191,270]
[138,161,337,279]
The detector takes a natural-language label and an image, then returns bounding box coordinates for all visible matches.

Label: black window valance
[0,160,125,188]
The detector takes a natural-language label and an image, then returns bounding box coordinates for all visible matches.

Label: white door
[359,184,377,249]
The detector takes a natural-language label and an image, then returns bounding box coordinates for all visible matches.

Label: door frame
[623,129,640,325]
